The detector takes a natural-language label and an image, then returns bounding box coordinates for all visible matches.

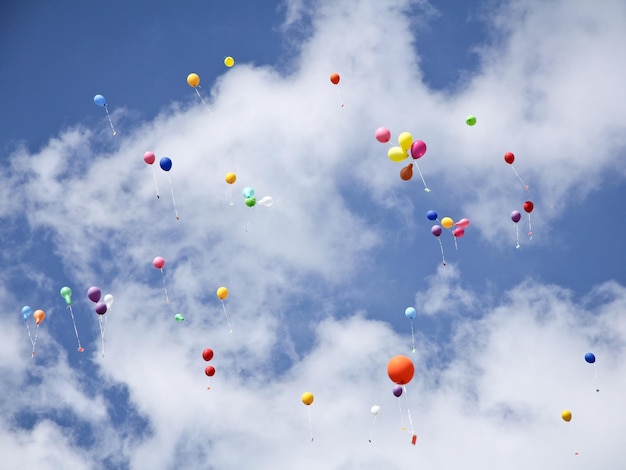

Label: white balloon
[370,405,381,415]
[258,196,273,207]
[104,294,114,309]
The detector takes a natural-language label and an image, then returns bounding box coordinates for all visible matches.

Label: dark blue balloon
[426,210,438,221]
[584,352,596,364]
[160,157,172,171]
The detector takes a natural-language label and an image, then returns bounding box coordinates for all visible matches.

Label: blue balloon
[242,187,255,198]
[94,94,107,107]
[21,305,32,321]
[426,210,438,221]
[160,157,172,171]
[405,307,416,320]
[584,352,596,364]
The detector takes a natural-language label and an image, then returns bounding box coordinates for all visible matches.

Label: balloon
[153,256,165,269]
[387,355,414,385]
[410,140,427,159]
[34,309,45,325]
[95,302,107,315]
[453,228,465,238]
[523,201,534,213]
[370,405,381,415]
[392,385,403,397]
[205,366,216,377]
[60,286,72,305]
[224,56,235,67]
[144,151,156,165]
[441,217,454,229]
[585,352,596,364]
[301,391,314,405]
[225,172,237,184]
[375,127,391,143]
[504,152,515,164]
[245,197,256,207]
[329,73,340,85]
[202,348,214,361]
[174,313,185,322]
[388,146,408,162]
[466,115,477,126]
[398,132,413,152]
[103,294,114,309]
[455,218,470,229]
[93,94,106,107]
[88,286,101,303]
[22,306,32,321]
[257,196,274,207]
[160,157,172,172]
[242,187,255,198]
[511,210,521,223]
[400,163,413,181]
[426,210,438,221]
[187,73,200,88]
[431,225,442,237]
[405,307,416,320]
[561,410,572,422]
[216,286,229,300]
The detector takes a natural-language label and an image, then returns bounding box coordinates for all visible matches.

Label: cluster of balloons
[21,305,45,357]
[377,128,430,192]
[387,355,417,445]
[88,286,114,356]
[202,348,215,389]
[426,210,471,265]
[144,152,180,219]
[510,200,534,248]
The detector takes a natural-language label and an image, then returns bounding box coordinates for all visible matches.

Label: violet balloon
[95,302,107,315]
[431,225,442,237]
[410,140,427,159]
[511,210,522,223]
[88,286,101,303]
[393,385,403,397]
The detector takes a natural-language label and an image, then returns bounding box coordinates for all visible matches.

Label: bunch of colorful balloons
[376,127,430,192]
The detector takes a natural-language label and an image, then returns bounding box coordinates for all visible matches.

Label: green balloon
[174,313,185,322]
[465,115,477,126]
[245,197,257,207]
[60,286,72,305]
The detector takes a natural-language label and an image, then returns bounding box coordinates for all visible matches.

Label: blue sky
[2,0,626,468]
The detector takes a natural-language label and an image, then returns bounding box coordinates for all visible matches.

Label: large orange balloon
[387,355,414,385]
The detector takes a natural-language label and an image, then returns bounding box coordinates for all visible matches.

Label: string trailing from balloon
[93,94,117,136]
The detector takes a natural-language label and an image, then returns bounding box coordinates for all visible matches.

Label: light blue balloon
[405,307,416,320]
[242,187,255,198]
[94,94,107,107]
[22,305,32,321]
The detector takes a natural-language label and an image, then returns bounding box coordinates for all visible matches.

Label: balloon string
[403,385,415,435]
[25,323,35,357]
[569,427,579,455]
[335,88,344,108]
[368,414,377,442]
[67,306,84,352]
[308,407,314,442]
[410,320,416,353]
[453,233,458,251]
[414,162,430,192]
[32,324,40,358]
[151,167,160,198]
[194,87,206,105]
[397,397,406,430]
[160,268,170,304]
[228,187,234,206]
[98,314,106,357]
[244,206,255,232]
[104,105,117,136]
[437,238,446,266]
[510,165,528,190]
[527,214,533,240]
[515,224,520,249]
[167,174,180,220]
[594,364,600,392]
[221,300,233,333]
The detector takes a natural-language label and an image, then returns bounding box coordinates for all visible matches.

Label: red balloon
[387,355,414,385]
[202,348,214,361]
[523,201,534,213]
[330,73,340,85]
[205,366,216,377]
[144,151,156,165]
[504,152,515,164]
[153,256,165,269]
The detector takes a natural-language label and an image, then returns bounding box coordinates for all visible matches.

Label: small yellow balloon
[224,56,235,67]
[398,132,413,152]
[561,410,572,422]
[441,217,454,229]
[187,73,200,88]
[388,146,408,163]
[216,287,229,300]
[301,392,314,406]
[225,172,237,184]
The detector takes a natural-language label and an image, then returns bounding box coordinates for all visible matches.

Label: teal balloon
[242,187,255,198]
[405,307,416,320]
[60,286,72,305]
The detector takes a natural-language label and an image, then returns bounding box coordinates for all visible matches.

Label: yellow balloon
[225,172,237,184]
[561,410,572,422]
[187,73,200,88]
[216,287,229,300]
[398,132,413,151]
[301,392,314,406]
[388,146,408,163]
[224,56,235,67]
[441,217,454,229]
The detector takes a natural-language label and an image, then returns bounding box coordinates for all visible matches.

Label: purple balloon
[88,286,101,303]
[511,210,522,223]
[95,302,107,315]
[431,225,442,237]
[393,385,403,397]
[410,140,427,159]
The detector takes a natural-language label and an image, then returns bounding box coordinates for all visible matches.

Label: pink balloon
[144,151,156,165]
[453,228,465,238]
[410,140,427,159]
[153,256,165,269]
[455,218,470,229]
[375,127,391,143]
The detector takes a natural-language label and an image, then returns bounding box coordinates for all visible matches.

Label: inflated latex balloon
[370,405,381,415]
[405,307,416,320]
[95,302,107,315]
[22,306,32,321]
[441,217,454,229]
[257,196,274,207]
[225,172,237,184]
[242,187,255,198]
[160,157,172,172]
[144,151,156,165]
[398,132,413,151]
[301,392,314,405]
[329,73,340,85]
[455,218,470,229]
[34,309,45,325]
[174,313,185,322]
[426,210,438,221]
[561,410,572,422]
[153,256,165,269]
[410,140,427,159]
[392,385,403,397]
[466,115,477,126]
[388,146,407,162]
[375,127,391,143]
[103,294,114,309]
[387,355,414,385]
[187,73,200,87]
[205,366,216,377]
[216,287,229,300]
[453,228,465,238]
[585,352,596,364]
[94,94,107,107]
[504,152,515,164]
[245,197,256,207]
[224,56,235,67]
[60,286,72,306]
[431,225,442,237]
[523,201,534,213]
[400,163,413,181]
[511,210,522,223]
[202,348,214,361]
[88,286,102,303]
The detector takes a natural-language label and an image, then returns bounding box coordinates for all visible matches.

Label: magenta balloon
[95,302,107,315]
[410,140,427,159]
[87,286,101,303]
[143,151,155,165]
[431,225,442,237]
[375,127,391,143]
[455,218,470,229]
[453,228,465,238]
[153,256,165,269]
[511,210,522,223]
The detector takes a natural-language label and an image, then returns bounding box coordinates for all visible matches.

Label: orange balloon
[330,73,340,85]
[34,309,45,325]
[387,355,414,385]
[400,163,413,181]
[225,172,236,184]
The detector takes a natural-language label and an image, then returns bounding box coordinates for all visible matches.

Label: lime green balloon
[466,115,477,126]
[388,146,408,163]
[60,286,72,305]
[245,197,256,207]
[174,313,185,322]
